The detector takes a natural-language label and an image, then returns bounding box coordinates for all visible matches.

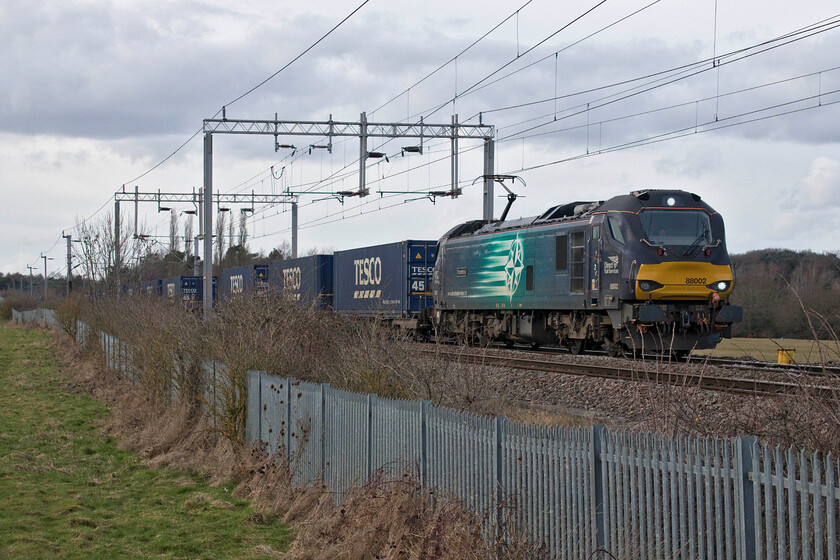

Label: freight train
[128,189,741,356]
[431,189,742,356]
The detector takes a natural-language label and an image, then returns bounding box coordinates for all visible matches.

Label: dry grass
[55,293,553,558]
[79,292,527,441]
[62,288,840,556]
[235,448,542,560]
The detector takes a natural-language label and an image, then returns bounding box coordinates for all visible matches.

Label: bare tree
[238,211,248,248]
[228,212,235,248]
[215,211,227,266]
[169,210,180,254]
[74,208,145,294]
[184,215,193,263]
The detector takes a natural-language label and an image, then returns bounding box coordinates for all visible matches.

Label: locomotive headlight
[706,280,730,291]
[638,280,664,292]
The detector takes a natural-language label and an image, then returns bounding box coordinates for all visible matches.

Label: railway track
[492,341,840,378]
[684,355,840,377]
[421,347,839,398]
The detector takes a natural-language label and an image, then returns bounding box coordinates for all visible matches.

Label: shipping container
[219,265,255,300]
[218,265,271,300]
[140,279,162,296]
[120,284,138,296]
[162,276,216,308]
[269,255,333,308]
[332,240,436,318]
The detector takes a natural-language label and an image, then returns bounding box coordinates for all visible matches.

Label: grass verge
[0,325,291,559]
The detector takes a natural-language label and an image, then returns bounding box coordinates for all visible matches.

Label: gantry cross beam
[200,112,496,317]
[113,187,298,287]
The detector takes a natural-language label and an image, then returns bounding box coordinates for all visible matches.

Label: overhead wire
[215,0,672,241]
[57,0,372,249]
[505,91,840,175]
[496,65,840,144]
[492,15,840,140]
[221,0,616,208]
[219,0,622,216]
[53,4,840,266]
[460,10,840,116]
[219,1,542,203]
[249,62,840,236]
[246,53,840,233]
[420,0,611,121]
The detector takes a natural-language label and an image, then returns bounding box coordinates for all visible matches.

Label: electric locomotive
[430,189,742,355]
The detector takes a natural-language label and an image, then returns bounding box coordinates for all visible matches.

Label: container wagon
[140,279,162,296]
[219,264,271,300]
[163,276,217,309]
[269,254,334,308]
[333,240,436,326]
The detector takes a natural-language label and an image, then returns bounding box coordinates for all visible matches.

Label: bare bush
[0,289,37,319]
[50,292,85,339]
[236,445,543,560]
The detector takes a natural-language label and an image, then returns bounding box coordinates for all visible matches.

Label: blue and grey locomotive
[430,189,742,355]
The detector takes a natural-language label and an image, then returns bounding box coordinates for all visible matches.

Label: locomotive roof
[443,189,712,239]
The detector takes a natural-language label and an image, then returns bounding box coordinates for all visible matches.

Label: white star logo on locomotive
[504,237,524,297]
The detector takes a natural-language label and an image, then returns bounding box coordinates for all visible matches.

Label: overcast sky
[2,0,839,276]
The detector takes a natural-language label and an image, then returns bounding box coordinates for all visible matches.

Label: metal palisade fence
[12,307,58,327]
[38,315,840,559]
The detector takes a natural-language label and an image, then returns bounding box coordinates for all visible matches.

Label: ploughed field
[691,337,840,364]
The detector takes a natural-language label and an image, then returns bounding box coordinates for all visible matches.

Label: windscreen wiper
[682,226,709,257]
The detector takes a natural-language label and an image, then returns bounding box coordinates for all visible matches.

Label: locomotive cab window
[608,216,625,245]
[526,265,534,291]
[555,235,568,271]
[640,210,712,246]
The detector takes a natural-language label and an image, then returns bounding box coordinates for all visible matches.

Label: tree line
[730,249,840,339]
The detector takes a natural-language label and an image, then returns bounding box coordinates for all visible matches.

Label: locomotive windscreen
[639,210,712,246]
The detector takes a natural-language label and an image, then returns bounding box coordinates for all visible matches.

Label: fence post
[592,424,607,550]
[285,378,293,464]
[213,362,219,434]
[366,394,373,482]
[494,416,508,542]
[736,435,758,560]
[257,370,264,444]
[420,400,429,489]
[320,383,328,484]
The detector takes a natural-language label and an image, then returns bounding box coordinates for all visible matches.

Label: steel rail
[422,348,839,398]
[685,355,840,377]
